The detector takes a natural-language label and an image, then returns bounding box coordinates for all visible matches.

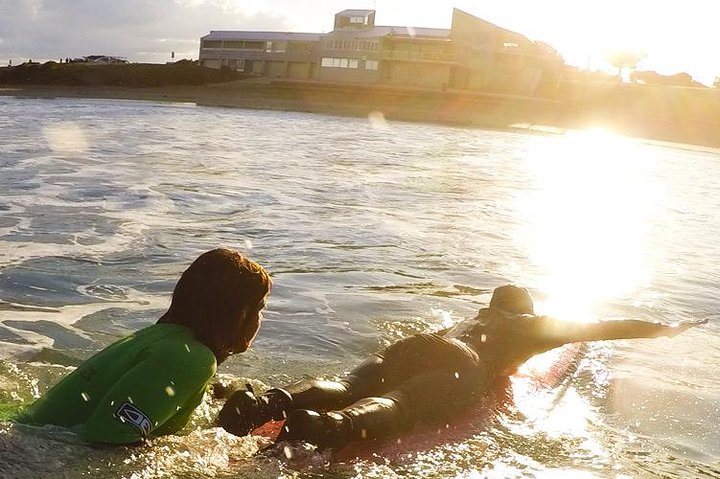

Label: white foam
[0,293,169,361]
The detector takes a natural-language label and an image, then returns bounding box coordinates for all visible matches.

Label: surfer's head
[159,248,271,362]
[489,285,534,315]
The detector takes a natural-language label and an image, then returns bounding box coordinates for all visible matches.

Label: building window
[264,41,288,53]
[321,57,362,69]
[365,60,378,70]
[202,40,223,49]
[350,16,366,25]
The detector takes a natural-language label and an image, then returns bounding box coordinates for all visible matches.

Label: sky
[1,0,717,85]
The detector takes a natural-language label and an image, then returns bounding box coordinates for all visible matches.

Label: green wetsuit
[18,323,216,444]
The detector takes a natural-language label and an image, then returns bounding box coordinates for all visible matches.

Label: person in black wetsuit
[217,285,706,449]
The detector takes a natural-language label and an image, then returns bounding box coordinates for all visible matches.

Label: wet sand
[2,80,719,149]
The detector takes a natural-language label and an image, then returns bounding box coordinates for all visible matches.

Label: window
[365,60,378,70]
[266,42,273,53]
[202,40,223,49]
[350,16,366,24]
[244,41,264,50]
[321,57,362,69]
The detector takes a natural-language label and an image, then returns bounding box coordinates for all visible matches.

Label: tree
[604,49,646,80]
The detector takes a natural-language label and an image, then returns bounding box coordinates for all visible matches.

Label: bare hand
[665,317,709,337]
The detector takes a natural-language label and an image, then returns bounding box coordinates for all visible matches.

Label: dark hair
[489,285,534,314]
[158,248,271,350]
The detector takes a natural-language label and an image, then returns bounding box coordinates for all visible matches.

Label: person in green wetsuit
[18,248,271,445]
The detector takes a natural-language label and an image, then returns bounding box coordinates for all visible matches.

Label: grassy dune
[0,60,243,87]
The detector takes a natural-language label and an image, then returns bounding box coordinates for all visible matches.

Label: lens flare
[43,122,88,154]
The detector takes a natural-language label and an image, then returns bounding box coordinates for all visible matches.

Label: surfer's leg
[272,332,444,414]
[277,369,477,449]
[393,363,488,421]
[336,364,485,444]
[278,394,406,448]
[278,338,487,447]
[286,353,386,410]
[217,355,386,436]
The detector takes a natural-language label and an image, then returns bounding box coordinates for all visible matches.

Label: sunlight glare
[517,129,658,320]
[43,122,88,154]
[368,110,389,129]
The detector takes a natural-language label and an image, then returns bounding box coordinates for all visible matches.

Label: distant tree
[604,49,646,80]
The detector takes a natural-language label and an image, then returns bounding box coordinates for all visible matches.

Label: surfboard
[251,342,585,462]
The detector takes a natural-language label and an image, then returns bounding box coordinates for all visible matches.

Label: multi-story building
[198,8,563,96]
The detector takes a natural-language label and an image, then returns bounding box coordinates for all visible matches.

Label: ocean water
[0,96,718,478]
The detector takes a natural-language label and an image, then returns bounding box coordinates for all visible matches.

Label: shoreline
[2,81,719,150]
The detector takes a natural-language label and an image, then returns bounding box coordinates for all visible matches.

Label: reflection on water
[0,97,719,478]
[518,129,660,321]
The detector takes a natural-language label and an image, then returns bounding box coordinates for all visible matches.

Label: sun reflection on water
[518,129,662,320]
[505,129,665,475]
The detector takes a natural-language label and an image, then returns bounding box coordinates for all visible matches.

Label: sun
[516,129,660,320]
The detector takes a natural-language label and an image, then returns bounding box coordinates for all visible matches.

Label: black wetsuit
[218,306,689,446]
[277,308,555,441]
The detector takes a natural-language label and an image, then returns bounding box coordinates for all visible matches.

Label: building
[198,8,563,96]
[199,31,320,79]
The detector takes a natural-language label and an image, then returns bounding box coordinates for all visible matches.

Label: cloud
[0,0,293,63]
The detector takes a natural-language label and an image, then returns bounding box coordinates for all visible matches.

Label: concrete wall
[288,61,312,79]
[317,63,380,83]
[383,62,450,89]
[265,61,286,78]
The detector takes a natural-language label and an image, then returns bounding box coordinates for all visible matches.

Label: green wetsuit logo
[115,403,152,437]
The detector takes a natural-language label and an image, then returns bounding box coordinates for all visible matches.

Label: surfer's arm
[79,350,215,444]
[529,316,707,348]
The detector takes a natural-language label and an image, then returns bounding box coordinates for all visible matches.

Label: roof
[325,26,450,39]
[201,31,321,42]
[452,8,533,44]
[336,9,375,16]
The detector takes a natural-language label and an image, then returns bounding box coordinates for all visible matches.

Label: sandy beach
[2,80,719,149]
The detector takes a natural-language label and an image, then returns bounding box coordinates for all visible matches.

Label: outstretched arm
[531,316,707,349]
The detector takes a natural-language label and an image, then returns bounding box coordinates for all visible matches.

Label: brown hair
[158,248,271,354]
